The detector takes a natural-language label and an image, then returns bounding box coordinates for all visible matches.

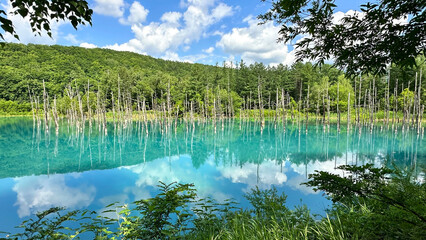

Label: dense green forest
[0,43,425,116]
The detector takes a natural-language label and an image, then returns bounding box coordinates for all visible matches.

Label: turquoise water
[0,117,424,234]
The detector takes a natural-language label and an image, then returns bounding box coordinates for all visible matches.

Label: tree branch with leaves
[0,0,93,40]
[259,0,426,75]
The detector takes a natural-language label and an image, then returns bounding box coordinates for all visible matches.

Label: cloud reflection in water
[13,175,96,217]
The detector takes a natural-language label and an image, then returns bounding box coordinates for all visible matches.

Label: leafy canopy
[259,0,426,75]
[0,0,93,40]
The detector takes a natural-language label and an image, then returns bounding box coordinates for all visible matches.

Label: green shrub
[0,99,32,114]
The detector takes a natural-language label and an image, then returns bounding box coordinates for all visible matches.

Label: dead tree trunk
[42,80,49,132]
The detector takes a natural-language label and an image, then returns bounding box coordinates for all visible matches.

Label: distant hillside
[0,43,348,107]
[0,43,219,101]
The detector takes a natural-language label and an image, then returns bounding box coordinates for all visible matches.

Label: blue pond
[0,117,424,234]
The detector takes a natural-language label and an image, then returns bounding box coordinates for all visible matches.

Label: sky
[2,0,366,66]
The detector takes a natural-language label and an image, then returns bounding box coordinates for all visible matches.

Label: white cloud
[217,16,295,66]
[212,30,224,36]
[64,33,79,44]
[183,0,216,10]
[211,3,233,21]
[119,1,149,25]
[104,39,144,53]
[332,10,408,26]
[13,175,96,218]
[161,51,206,63]
[161,12,182,26]
[332,10,366,25]
[93,0,125,18]
[182,45,190,51]
[1,1,65,44]
[203,47,215,54]
[222,55,236,68]
[104,0,234,59]
[393,16,409,25]
[80,42,98,48]
[131,21,181,54]
[162,51,184,62]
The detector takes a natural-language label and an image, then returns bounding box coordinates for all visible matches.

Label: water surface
[0,117,424,234]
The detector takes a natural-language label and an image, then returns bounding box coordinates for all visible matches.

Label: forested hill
[0,43,344,103]
[0,43,217,102]
[0,43,424,114]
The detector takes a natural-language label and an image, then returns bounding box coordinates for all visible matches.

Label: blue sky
[2,0,366,66]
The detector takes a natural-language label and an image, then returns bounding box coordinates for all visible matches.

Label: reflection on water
[13,174,96,218]
[0,117,424,233]
[0,118,424,178]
